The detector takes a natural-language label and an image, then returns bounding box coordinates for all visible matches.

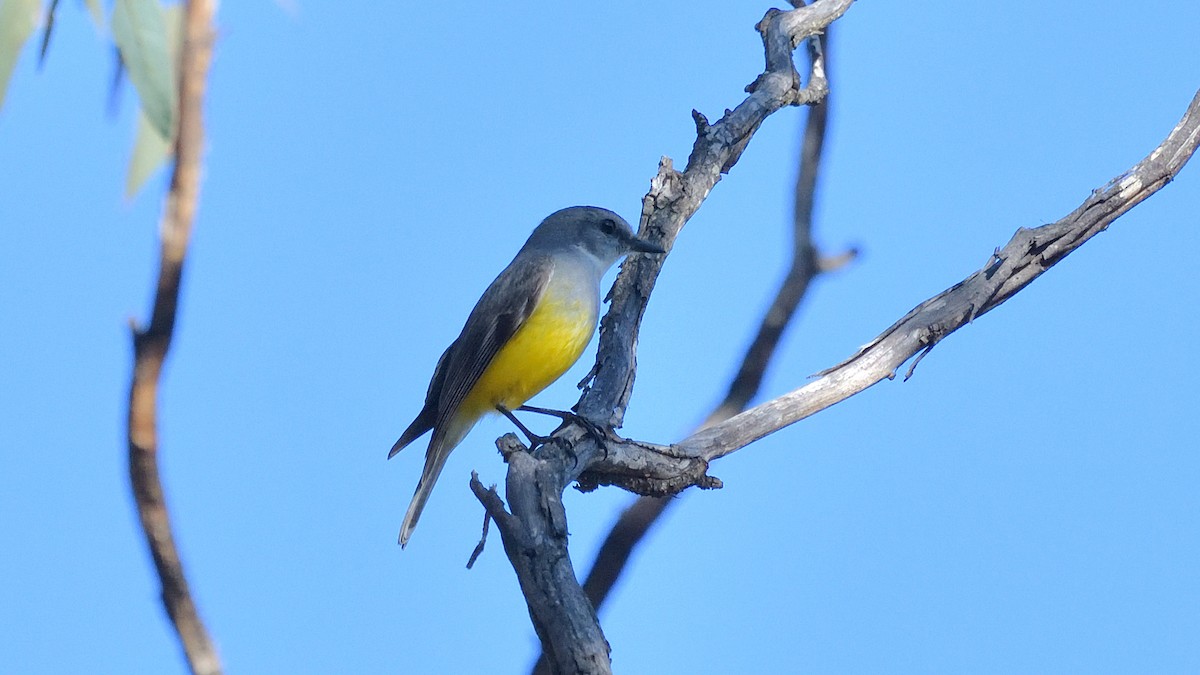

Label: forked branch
[566,88,1200,489]
[563,25,845,659]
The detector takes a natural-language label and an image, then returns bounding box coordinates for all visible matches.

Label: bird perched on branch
[388,206,665,547]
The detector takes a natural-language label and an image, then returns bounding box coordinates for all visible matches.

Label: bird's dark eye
[601,218,617,234]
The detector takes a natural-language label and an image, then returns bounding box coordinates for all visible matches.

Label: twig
[126,2,219,675]
[466,472,493,569]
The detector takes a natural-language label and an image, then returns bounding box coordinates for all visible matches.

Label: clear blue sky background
[2,2,1198,673]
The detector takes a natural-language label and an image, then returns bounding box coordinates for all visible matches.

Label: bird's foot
[516,405,613,448]
[496,405,553,449]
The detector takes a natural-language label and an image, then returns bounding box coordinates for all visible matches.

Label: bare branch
[680,88,1200,462]
[561,24,842,651]
[465,472,495,569]
[577,0,853,431]
[126,2,219,674]
[708,40,835,425]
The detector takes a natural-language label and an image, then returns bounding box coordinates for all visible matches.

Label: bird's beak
[628,236,666,255]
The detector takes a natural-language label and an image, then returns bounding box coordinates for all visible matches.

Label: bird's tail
[398,415,475,547]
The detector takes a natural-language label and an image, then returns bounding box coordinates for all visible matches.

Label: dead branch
[560,27,843,666]
[678,88,1200,462]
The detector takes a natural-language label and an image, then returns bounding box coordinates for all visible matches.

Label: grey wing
[429,253,552,433]
[387,341,456,458]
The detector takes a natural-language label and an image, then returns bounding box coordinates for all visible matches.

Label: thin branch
[465,472,494,569]
[708,32,835,426]
[679,88,1200,462]
[126,2,219,675]
[478,4,855,674]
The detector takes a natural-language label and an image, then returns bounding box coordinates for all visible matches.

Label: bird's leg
[496,405,551,449]
[516,405,612,448]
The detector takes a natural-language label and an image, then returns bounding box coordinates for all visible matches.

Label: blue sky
[2,2,1198,673]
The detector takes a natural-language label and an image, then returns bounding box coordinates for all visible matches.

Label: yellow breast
[460,273,597,415]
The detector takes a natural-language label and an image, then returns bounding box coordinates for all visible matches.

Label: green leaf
[83,0,104,32]
[125,2,182,199]
[111,0,175,139]
[126,108,172,198]
[0,0,42,113]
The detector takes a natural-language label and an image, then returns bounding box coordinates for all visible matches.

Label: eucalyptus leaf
[112,0,175,139]
[126,109,171,198]
[84,0,104,32]
[0,0,42,113]
[125,3,182,199]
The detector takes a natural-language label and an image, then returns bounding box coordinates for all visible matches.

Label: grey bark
[560,26,848,670]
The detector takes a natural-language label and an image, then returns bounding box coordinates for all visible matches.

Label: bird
[388,206,665,547]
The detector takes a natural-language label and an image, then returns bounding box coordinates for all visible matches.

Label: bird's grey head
[524,206,665,267]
